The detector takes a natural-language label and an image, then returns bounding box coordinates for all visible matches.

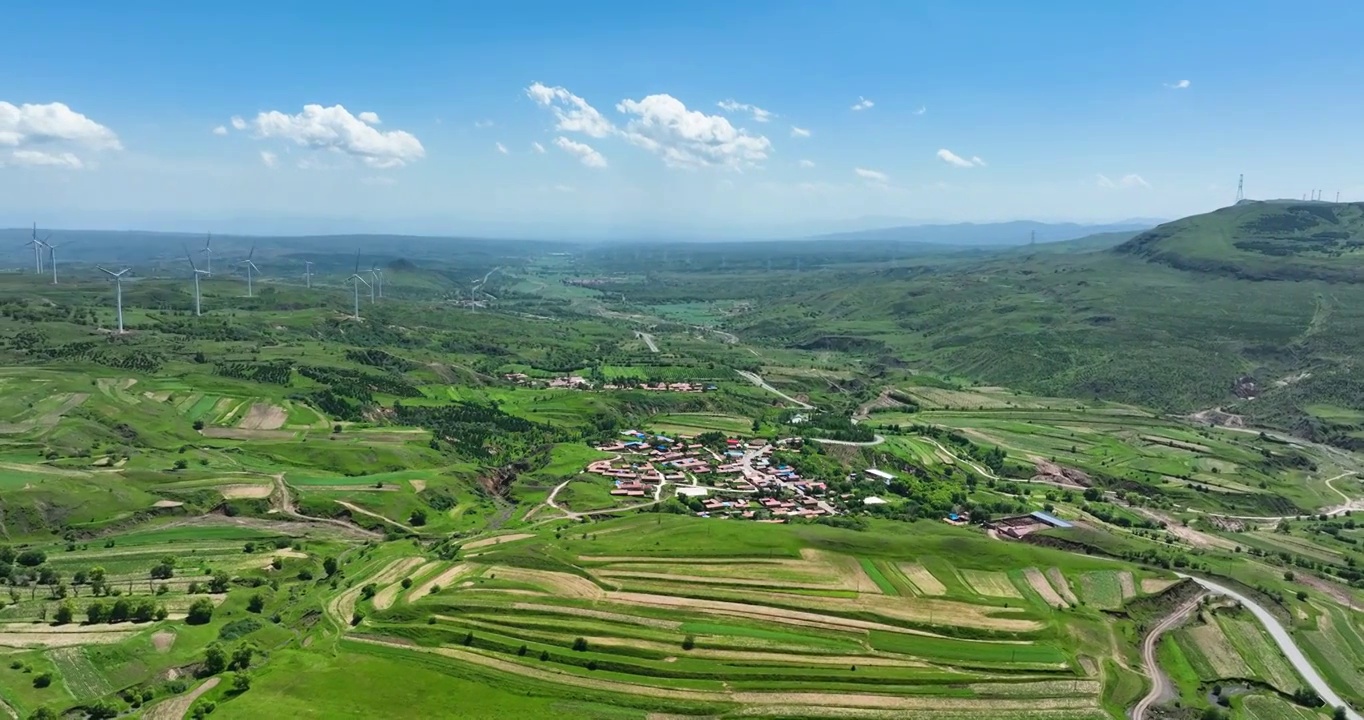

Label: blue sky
[3,1,1364,237]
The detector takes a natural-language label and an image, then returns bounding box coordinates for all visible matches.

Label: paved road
[737,370,814,409]
[1180,574,1363,720]
[812,435,886,447]
[1132,592,1207,720]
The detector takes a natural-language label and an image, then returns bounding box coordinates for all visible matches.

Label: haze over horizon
[4,1,1363,237]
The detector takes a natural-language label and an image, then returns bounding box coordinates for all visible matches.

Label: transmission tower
[1235,174,1244,202]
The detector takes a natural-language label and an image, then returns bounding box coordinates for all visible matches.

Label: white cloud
[212,125,228,136]
[855,167,889,182]
[525,82,615,138]
[230,116,247,130]
[358,111,381,124]
[260,151,278,168]
[799,159,816,168]
[1165,79,1191,89]
[717,99,774,123]
[531,141,546,154]
[937,148,986,168]
[914,106,927,116]
[246,104,425,169]
[473,119,495,129]
[616,94,772,170]
[0,101,122,150]
[554,136,607,168]
[9,150,84,169]
[790,126,811,138]
[1096,173,1149,189]
[495,141,509,155]
[850,96,874,111]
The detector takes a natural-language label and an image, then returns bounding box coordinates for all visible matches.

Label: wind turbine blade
[354,250,360,274]
[247,244,255,260]
[98,266,116,277]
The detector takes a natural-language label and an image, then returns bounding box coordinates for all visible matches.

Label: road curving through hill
[1179,574,1362,720]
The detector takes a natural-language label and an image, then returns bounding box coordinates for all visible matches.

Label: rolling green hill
[1118,200,1364,282]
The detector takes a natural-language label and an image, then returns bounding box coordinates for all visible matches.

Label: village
[504,373,717,393]
[586,430,849,521]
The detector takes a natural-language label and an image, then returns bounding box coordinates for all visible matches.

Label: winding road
[636,331,659,353]
[1179,574,1363,720]
[1132,592,1207,720]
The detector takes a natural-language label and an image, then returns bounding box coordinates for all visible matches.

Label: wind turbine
[199,233,214,276]
[27,223,49,275]
[303,261,314,289]
[347,251,370,320]
[46,238,62,285]
[238,244,259,297]
[369,265,383,299]
[185,246,209,316]
[97,267,131,333]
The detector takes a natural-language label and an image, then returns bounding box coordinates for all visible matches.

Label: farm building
[864,468,895,483]
[862,496,888,506]
[676,486,709,498]
[986,511,1072,539]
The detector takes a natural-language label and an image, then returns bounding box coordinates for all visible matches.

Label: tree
[187,597,215,625]
[53,602,74,625]
[247,594,265,613]
[230,644,255,670]
[154,604,169,621]
[192,419,205,431]
[150,563,175,580]
[231,673,251,693]
[1334,708,1348,720]
[16,550,46,567]
[203,643,227,675]
[86,601,108,624]
[32,672,52,688]
[27,708,57,720]
[572,637,588,652]
[208,571,230,593]
[681,635,695,651]
[173,459,189,471]
[401,577,413,589]
[323,557,339,577]
[132,599,156,623]
[409,509,427,526]
[110,597,132,623]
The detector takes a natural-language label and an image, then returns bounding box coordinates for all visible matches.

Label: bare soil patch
[407,563,472,602]
[200,427,297,440]
[496,567,603,600]
[374,561,442,610]
[895,563,946,596]
[1141,578,1178,594]
[1186,622,1251,678]
[961,570,1022,599]
[153,500,184,508]
[801,549,883,594]
[509,603,681,630]
[1045,568,1079,605]
[1024,568,1068,608]
[463,533,534,550]
[409,479,427,492]
[151,630,176,652]
[0,631,136,648]
[218,484,273,499]
[144,677,219,720]
[1118,571,1136,600]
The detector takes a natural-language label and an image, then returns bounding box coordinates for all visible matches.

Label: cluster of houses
[503,374,716,393]
[587,431,838,520]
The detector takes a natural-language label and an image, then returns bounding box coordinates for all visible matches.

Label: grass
[649,412,752,436]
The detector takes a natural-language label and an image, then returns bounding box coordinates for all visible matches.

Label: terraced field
[335,515,1170,719]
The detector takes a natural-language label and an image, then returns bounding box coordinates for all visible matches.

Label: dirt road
[1132,593,1206,720]
[636,331,659,353]
[737,370,814,409]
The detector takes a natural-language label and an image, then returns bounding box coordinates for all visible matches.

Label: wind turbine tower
[199,233,214,276]
[239,245,260,297]
[369,264,383,301]
[185,247,209,316]
[304,261,314,289]
[347,251,370,320]
[98,267,132,333]
[47,239,61,285]
[28,223,49,275]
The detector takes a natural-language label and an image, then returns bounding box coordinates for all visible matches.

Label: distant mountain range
[803,220,1161,247]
